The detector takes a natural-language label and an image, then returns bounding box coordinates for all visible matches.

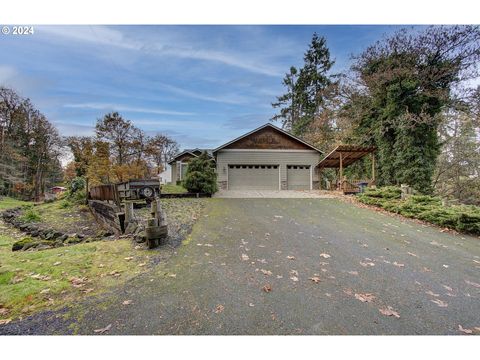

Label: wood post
[124,201,134,225]
[371,153,376,182]
[339,152,343,190]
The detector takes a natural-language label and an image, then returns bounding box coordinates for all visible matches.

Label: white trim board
[218,149,319,153]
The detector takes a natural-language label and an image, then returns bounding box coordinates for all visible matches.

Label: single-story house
[168,148,214,184]
[168,123,323,191]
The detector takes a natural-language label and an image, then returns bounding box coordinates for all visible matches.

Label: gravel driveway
[1,198,479,335]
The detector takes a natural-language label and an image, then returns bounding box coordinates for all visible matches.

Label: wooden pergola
[317,145,377,193]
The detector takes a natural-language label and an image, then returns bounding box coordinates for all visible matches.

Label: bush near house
[357,187,480,235]
[183,152,218,195]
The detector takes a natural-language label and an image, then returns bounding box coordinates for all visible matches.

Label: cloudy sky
[0,25,404,149]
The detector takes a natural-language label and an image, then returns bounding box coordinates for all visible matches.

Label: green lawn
[161,183,188,194]
[0,197,32,210]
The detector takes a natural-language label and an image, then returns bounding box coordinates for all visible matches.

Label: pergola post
[371,153,376,182]
[339,152,343,189]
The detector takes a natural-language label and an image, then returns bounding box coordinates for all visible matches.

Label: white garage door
[228,165,279,190]
[287,165,311,190]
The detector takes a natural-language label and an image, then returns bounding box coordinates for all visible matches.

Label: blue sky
[0,25,404,149]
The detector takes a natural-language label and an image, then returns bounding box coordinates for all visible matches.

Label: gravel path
[1,198,479,335]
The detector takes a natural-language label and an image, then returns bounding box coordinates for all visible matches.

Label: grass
[0,230,154,321]
[161,183,188,194]
[0,197,32,210]
[357,186,480,235]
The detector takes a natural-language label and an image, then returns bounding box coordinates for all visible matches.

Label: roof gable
[213,123,322,153]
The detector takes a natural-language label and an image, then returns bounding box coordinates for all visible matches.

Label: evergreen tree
[272,33,335,136]
[183,152,217,195]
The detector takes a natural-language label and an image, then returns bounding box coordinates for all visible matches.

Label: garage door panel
[287,165,310,190]
[228,165,279,190]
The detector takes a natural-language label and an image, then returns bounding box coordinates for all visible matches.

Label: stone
[57,234,68,242]
[125,222,138,235]
[77,234,85,239]
[134,230,146,243]
[45,231,55,240]
[54,240,64,248]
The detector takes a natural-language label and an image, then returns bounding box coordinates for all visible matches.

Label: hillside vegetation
[357,187,480,235]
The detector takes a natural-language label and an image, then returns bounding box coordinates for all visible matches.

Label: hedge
[357,187,480,235]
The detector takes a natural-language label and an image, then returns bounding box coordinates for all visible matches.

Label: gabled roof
[167,148,213,165]
[213,123,323,154]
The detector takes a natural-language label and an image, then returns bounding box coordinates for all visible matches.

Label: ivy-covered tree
[183,152,217,195]
[347,26,480,193]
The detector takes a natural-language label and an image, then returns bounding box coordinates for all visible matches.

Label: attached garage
[228,165,279,190]
[212,123,324,191]
[287,165,311,190]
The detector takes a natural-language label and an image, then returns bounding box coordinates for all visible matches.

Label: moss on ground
[161,184,188,194]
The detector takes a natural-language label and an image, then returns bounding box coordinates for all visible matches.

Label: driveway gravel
[1,198,479,335]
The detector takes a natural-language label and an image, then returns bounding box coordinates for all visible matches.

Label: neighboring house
[51,186,67,194]
[168,148,214,184]
[169,123,323,190]
[159,164,171,184]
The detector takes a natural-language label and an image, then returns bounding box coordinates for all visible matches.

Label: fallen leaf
[379,306,400,318]
[248,303,255,307]
[260,269,272,276]
[343,288,353,296]
[319,253,331,259]
[425,290,440,297]
[465,279,480,288]
[393,262,404,268]
[204,244,213,247]
[124,257,133,261]
[442,285,453,291]
[355,293,375,303]
[262,284,272,293]
[276,275,283,279]
[138,263,146,267]
[442,264,449,268]
[0,308,9,316]
[0,319,12,325]
[290,276,299,282]
[214,304,224,314]
[430,299,448,307]
[168,273,177,278]
[407,252,418,257]
[53,261,61,266]
[458,325,473,334]
[286,255,295,260]
[360,262,375,267]
[347,271,359,276]
[309,276,321,283]
[82,288,94,294]
[70,277,87,288]
[241,254,249,261]
[94,324,112,334]
[274,215,283,219]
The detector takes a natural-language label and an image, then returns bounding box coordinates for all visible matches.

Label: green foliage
[69,177,86,193]
[161,183,187,194]
[183,152,218,195]
[19,207,41,223]
[358,187,480,235]
[272,33,335,136]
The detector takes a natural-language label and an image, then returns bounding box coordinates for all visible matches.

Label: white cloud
[157,83,251,105]
[63,102,195,116]
[37,25,283,77]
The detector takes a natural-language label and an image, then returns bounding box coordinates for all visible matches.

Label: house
[50,186,67,194]
[168,148,214,184]
[169,123,323,190]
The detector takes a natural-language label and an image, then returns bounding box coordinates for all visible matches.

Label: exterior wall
[216,150,321,190]
[170,163,177,183]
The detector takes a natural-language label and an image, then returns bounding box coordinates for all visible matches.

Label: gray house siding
[216,150,321,190]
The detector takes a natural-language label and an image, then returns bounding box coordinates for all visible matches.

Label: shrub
[357,186,480,235]
[183,152,218,195]
[69,177,86,194]
[19,207,41,223]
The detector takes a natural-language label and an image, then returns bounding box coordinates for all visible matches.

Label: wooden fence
[88,184,119,204]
